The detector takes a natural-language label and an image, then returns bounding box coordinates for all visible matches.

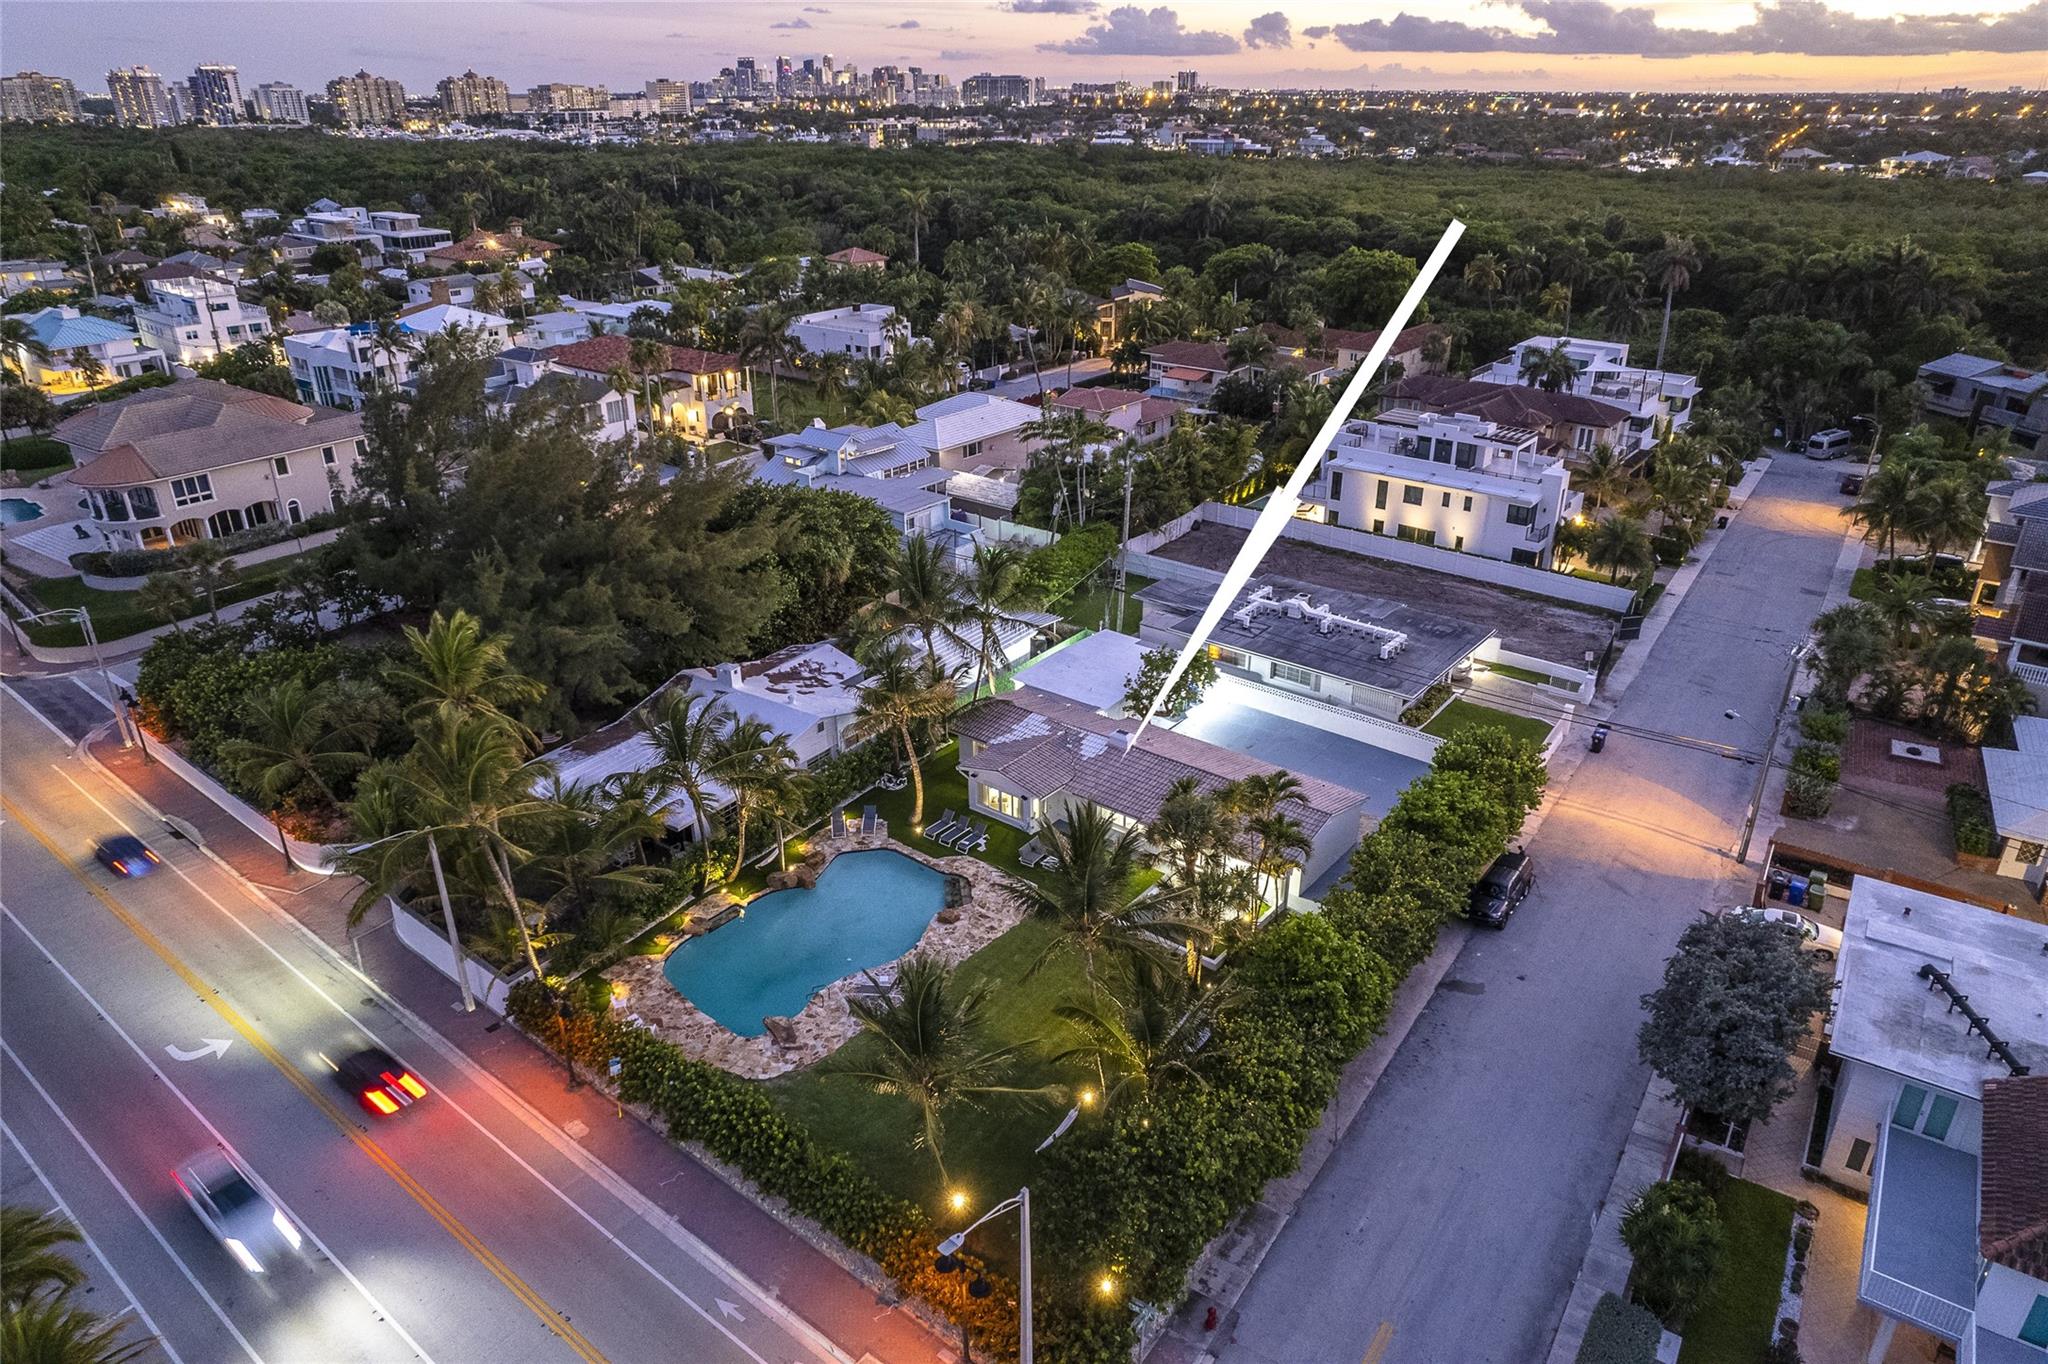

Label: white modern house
[404,271,536,311]
[5,307,167,395]
[285,303,513,409]
[787,303,911,362]
[1472,335,1698,456]
[0,259,74,298]
[132,264,272,365]
[1303,409,1581,567]
[1813,876,2048,1364]
[278,205,453,265]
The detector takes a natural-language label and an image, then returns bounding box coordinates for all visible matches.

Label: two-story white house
[1050,386,1186,446]
[787,303,911,362]
[541,335,751,439]
[404,271,535,312]
[132,263,272,366]
[1472,335,1698,456]
[1813,876,2048,1364]
[0,259,75,298]
[6,307,167,396]
[485,347,637,442]
[56,379,364,548]
[280,205,454,265]
[1304,409,1581,567]
[284,302,514,409]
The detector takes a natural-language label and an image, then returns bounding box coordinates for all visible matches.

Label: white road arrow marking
[164,1038,232,1062]
[714,1298,746,1323]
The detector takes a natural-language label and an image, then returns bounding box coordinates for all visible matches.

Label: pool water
[663,849,949,1036]
[0,497,46,525]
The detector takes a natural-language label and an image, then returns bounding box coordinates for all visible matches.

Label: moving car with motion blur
[336,1046,430,1116]
[93,834,161,878]
[173,1147,303,1274]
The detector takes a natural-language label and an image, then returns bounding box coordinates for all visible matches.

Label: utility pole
[1735,644,1807,866]
[1113,449,1135,633]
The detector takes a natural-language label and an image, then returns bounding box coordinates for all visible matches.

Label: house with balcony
[284,302,514,409]
[1143,340,1236,404]
[0,259,75,298]
[1382,373,1634,468]
[132,263,272,366]
[6,307,166,395]
[279,205,454,265]
[1470,335,1697,456]
[541,335,750,439]
[55,379,363,549]
[787,303,912,362]
[1918,353,2048,454]
[423,220,561,274]
[1972,482,2048,709]
[1302,410,1581,567]
[1136,575,1493,724]
[1049,386,1184,445]
[404,271,535,311]
[1813,875,2048,1364]
[484,347,636,442]
[1979,716,2048,886]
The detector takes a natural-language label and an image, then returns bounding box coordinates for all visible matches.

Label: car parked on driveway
[1467,851,1533,929]
[1734,905,1844,960]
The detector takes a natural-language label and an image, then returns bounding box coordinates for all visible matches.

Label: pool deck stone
[603,831,1030,1080]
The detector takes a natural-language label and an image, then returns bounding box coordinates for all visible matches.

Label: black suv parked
[1467,851,1534,929]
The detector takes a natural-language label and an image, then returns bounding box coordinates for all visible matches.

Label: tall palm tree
[899,187,932,270]
[1650,234,1700,371]
[1224,771,1309,911]
[177,539,239,621]
[1587,512,1655,584]
[1538,282,1574,332]
[1019,803,1186,992]
[1517,340,1578,393]
[1,1207,85,1307]
[1865,572,1939,648]
[1051,970,1232,1110]
[957,543,1039,698]
[860,533,968,673]
[638,689,732,843]
[368,314,418,390]
[522,775,665,928]
[1909,474,1988,563]
[223,677,369,809]
[385,609,544,740]
[706,716,797,879]
[1573,443,1635,511]
[1023,409,1115,530]
[0,317,52,383]
[735,308,792,424]
[1462,252,1505,310]
[1223,327,1277,373]
[1502,245,1545,302]
[1848,462,1922,560]
[844,643,955,827]
[823,955,1045,1185]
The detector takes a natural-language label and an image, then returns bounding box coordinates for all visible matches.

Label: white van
[1805,428,1854,459]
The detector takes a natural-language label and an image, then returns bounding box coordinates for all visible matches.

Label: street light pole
[937,1187,1033,1364]
[20,607,131,749]
[1734,644,1808,867]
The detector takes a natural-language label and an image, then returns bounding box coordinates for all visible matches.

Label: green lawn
[1849,566,1878,601]
[865,743,1048,886]
[751,373,842,434]
[1050,573,1152,637]
[1422,697,1556,749]
[702,439,752,463]
[765,916,1096,1232]
[1483,660,1554,687]
[14,558,295,646]
[1678,1179,1794,1364]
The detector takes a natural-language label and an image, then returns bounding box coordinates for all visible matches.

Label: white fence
[386,897,526,1015]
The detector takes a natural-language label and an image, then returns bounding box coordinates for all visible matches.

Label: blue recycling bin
[1785,876,1809,908]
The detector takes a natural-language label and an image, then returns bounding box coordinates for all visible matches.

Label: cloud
[1006,0,1099,12]
[1243,10,1292,48]
[1326,0,2048,57]
[896,18,920,27]
[802,4,828,9]
[769,17,812,29]
[940,48,988,61]
[1040,5,1241,55]
[1302,24,1332,39]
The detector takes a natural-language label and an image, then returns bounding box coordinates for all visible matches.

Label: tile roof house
[1978,1075,2048,1281]
[1260,321,1449,377]
[1384,373,1633,465]
[1049,386,1186,445]
[5,306,167,395]
[1469,335,1699,457]
[822,246,887,269]
[424,220,561,271]
[542,335,751,438]
[953,684,1371,898]
[56,379,363,550]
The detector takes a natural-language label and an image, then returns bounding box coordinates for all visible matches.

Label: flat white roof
[1010,629,1149,711]
[1831,876,2048,1095]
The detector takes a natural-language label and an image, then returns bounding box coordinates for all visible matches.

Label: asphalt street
[1212,453,1855,1364]
[0,686,849,1364]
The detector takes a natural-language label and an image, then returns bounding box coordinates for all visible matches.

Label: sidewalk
[81,731,949,1364]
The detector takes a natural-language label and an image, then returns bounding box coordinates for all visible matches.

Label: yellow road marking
[1362,1320,1394,1364]
[3,794,609,1364]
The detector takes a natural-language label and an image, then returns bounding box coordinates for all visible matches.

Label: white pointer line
[1126,217,1467,748]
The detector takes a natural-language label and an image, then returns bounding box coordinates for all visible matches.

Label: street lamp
[936,1186,1032,1364]
[117,687,153,766]
[344,827,477,1012]
[17,606,132,749]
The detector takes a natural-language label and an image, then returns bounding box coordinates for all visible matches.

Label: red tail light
[363,1088,400,1115]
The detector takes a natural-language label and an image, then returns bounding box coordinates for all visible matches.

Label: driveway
[1211,454,1856,1364]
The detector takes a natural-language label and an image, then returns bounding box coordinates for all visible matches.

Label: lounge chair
[952,819,988,853]
[925,809,961,843]
[1017,833,1049,868]
[861,804,879,838]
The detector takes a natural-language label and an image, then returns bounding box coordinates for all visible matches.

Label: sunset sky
[5,0,2044,94]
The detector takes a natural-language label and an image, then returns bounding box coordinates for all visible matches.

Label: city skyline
[2,0,2042,95]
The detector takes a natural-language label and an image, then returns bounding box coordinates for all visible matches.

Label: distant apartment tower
[963,73,1038,106]
[775,56,793,99]
[1176,70,1200,92]
[0,71,82,122]
[326,70,407,125]
[733,58,761,99]
[644,79,691,116]
[252,82,309,123]
[437,69,510,118]
[107,66,176,126]
[187,64,242,124]
[525,82,607,113]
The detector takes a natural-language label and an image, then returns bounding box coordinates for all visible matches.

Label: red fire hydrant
[1203,1306,1219,1332]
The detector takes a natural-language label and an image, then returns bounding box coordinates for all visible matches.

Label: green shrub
[62,369,173,408]
[1017,523,1117,607]
[1946,782,1996,857]
[1789,743,1840,783]
[1620,1179,1725,1326]
[1575,1293,1663,1364]
[1783,771,1835,819]
[1398,679,1454,726]
[0,435,69,472]
[1796,707,1849,745]
[73,512,339,577]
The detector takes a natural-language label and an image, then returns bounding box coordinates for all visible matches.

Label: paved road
[0,688,849,1364]
[1213,454,1852,1364]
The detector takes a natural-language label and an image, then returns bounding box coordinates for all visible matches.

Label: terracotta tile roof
[1145,340,1231,372]
[542,334,740,378]
[824,247,887,266]
[427,224,561,265]
[1979,1075,2048,1278]
[59,378,361,486]
[1052,387,1144,414]
[1387,373,1630,431]
[1323,321,1446,358]
[1137,396,1187,423]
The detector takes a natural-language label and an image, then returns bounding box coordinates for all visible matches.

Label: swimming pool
[663,849,949,1036]
[0,497,46,526]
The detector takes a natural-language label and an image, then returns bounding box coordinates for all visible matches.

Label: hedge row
[1017,523,1118,606]
[1946,782,1996,858]
[73,511,340,577]
[1575,1293,1663,1364]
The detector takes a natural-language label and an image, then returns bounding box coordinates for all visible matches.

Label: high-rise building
[1176,69,1200,92]
[163,81,192,124]
[525,82,607,113]
[252,81,309,123]
[187,63,242,124]
[733,58,760,99]
[645,79,692,116]
[775,56,793,100]
[437,69,510,118]
[0,71,81,123]
[107,66,175,126]
[963,73,1039,106]
[326,69,407,125]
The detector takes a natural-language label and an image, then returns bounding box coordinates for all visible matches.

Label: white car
[173,1147,303,1274]
[1735,906,1844,961]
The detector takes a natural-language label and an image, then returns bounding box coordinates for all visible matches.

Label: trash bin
[1785,875,1808,908]
[1807,870,1830,912]
[1717,514,1730,529]
[1768,869,1792,901]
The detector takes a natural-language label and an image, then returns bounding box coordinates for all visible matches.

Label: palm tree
[1809,603,1890,706]
[368,314,418,390]
[178,539,239,622]
[899,187,932,270]
[0,317,51,382]
[1587,512,1655,584]
[1573,443,1635,511]
[823,955,1044,1185]
[1502,245,1545,303]
[523,776,665,930]
[1023,409,1115,530]
[860,533,968,673]
[1619,1182,1724,1326]
[1,1207,85,1307]
[604,365,638,448]
[706,716,798,879]
[1865,572,1939,648]
[1848,462,1922,560]
[1223,327,1277,373]
[0,1294,153,1364]
[1019,803,1187,991]
[1649,234,1700,371]
[386,609,544,740]
[957,543,1038,698]
[1051,971,1231,1110]
[735,308,792,424]
[137,572,194,631]
[1909,474,1988,563]
[1517,340,1578,393]
[1462,252,1505,310]
[844,642,955,827]
[1224,771,1309,911]
[1537,282,1573,332]
[637,689,732,843]
[223,678,369,809]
